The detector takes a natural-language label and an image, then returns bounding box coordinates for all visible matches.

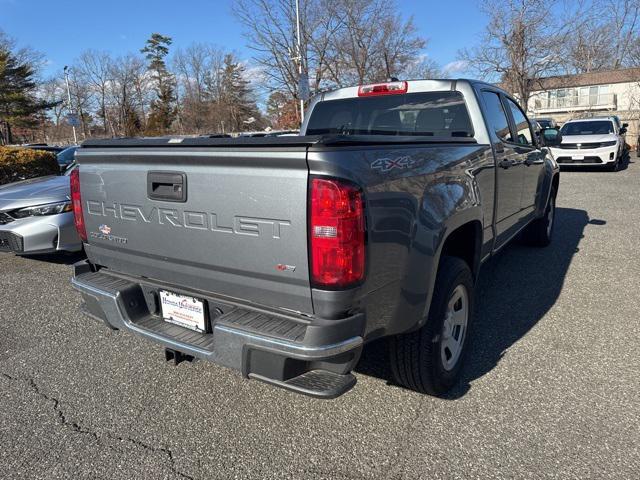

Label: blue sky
[2,0,486,79]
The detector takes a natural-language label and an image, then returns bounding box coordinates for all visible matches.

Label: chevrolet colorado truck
[71,79,561,398]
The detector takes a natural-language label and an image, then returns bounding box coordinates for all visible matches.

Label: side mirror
[541,127,562,147]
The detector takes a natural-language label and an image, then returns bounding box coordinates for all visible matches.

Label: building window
[540,85,612,109]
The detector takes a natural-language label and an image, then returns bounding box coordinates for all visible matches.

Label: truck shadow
[20,250,86,266]
[355,207,601,399]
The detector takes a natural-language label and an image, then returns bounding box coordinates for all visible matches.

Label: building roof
[532,67,640,91]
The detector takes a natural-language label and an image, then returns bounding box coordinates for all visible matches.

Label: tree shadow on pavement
[355,207,603,398]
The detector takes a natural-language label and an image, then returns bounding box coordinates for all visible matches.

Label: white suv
[550,117,627,170]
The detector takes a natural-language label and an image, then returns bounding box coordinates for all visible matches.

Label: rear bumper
[0,212,82,254]
[71,261,364,398]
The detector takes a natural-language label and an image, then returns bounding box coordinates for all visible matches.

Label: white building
[525,67,640,145]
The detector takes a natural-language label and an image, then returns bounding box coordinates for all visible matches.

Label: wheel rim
[546,196,555,238]
[440,284,469,371]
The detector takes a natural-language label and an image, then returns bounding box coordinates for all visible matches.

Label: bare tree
[629,35,640,66]
[305,0,344,92]
[108,55,148,137]
[40,78,67,128]
[561,0,640,73]
[234,0,428,100]
[66,67,95,140]
[562,1,616,74]
[322,0,426,86]
[608,0,640,68]
[38,77,70,142]
[234,0,312,103]
[75,50,113,135]
[173,43,225,133]
[129,59,153,133]
[459,0,567,108]
[404,56,443,79]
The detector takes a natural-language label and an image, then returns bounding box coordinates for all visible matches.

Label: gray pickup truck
[71,79,561,398]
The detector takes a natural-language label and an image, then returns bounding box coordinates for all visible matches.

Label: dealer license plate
[159,290,207,333]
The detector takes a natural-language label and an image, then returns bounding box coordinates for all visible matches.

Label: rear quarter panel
[308,143,495,339]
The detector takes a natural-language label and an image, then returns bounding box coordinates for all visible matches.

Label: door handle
[499,159,514,169]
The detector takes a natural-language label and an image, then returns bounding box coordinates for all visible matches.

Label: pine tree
[220,55,262,132]
[0,42,57,144]
[141,33,176,135]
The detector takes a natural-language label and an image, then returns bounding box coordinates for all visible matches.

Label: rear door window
[306,91,474,138]
[505,98,533,146]
[481,91,512,142]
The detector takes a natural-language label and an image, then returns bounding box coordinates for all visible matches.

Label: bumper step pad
[250,370,357,399]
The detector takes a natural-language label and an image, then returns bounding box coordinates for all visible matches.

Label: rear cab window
[306,91,474,138]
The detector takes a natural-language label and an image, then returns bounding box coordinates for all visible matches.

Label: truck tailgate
[76,147,312,313]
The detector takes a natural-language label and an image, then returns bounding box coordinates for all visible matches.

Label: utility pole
[63,66,78,144]
[294,0,305,125]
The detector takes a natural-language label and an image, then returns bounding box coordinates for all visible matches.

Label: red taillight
[358,81,408,97]
[310,178,365,288]
[70,168,87,242]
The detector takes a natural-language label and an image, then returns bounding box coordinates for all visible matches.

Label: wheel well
[440,221,481,277]
[551,174,559,195]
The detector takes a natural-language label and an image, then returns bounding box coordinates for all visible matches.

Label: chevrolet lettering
[86,201,290,239]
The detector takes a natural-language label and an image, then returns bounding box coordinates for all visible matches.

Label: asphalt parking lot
[1,159,639,479]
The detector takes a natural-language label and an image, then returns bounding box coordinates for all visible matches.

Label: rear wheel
[522,187,556,247]
[389,256,474,396]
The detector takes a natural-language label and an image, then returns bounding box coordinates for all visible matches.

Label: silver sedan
[0,166,82,254]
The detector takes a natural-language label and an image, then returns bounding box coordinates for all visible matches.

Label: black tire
[389,256,474,396]
[522,187,556,247]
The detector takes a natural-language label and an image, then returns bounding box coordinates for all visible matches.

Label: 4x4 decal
[371,156,417,172]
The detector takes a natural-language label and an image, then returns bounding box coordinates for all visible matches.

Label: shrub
[0,147,60,186]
